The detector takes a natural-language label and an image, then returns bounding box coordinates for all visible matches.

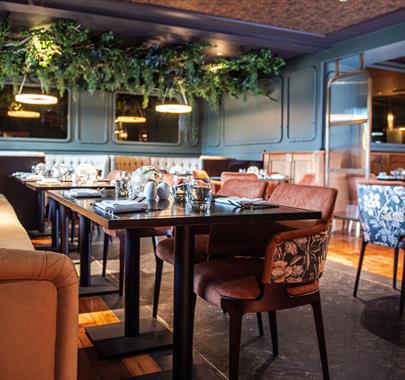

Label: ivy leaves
[0,15,285,108]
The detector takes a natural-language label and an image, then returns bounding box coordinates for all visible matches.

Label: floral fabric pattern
[271,224,332,283]
[357,184,405,248]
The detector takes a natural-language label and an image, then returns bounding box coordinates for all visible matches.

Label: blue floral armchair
[354,182,405,307]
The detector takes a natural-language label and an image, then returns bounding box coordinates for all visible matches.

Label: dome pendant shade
[15,93,58,105]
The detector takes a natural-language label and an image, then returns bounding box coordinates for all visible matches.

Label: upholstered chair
[298,173,316,185]
[192,169,221,193]
[193,184,337,380]
[154,179,269,327]
[0,248,78,380]
[220,171,258,186]
[354,182,405,312]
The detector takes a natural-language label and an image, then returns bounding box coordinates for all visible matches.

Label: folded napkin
[95,199,147,213]
[64,188,102,198]
[269,174,286,180]
[37,178,61,185]
[11,171,31,177]
[214,197,276,208]
[24,174,44,181]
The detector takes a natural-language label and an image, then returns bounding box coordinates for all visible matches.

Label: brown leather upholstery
[263,180,284,200]
[298,173,316,185]
[194,258,263,306]
[0,194,34,251]
[216,179,267,199]
[192,170,210,179]
[220,172,258,186]
[156,235,209,265]
[0,248,78,380]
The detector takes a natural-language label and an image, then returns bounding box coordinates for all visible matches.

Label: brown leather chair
[193,184,337,380]
[220,171,258,186]
[154,179,269,326]
[193,169,221,193]
[0,248,78,380]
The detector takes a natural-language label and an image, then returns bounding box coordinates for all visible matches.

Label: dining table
[13,175,113,244]
[47,189,321,380]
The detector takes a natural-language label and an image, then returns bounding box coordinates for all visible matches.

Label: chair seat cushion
[194,258,264,307]
[156,235,209,265]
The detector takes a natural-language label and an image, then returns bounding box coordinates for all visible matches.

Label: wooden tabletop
[14,177,114,191]
[47,189,322,230]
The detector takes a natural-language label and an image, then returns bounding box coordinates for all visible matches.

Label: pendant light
[155,85,192,114]
[15,75,58,105]
[7,101,40,119]
[115,98,146,123]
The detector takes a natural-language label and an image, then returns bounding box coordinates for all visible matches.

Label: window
[114,93,180,143]
[0,84,68,139]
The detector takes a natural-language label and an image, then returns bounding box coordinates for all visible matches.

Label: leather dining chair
[153,179,268,331]
[220,171,258,186]
[193,183,337,380]
[353,181,405,312]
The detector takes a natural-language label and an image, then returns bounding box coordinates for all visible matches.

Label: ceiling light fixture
[155,85,192,114]
[7,110,40,118]
[15,74,58,105]
[115,116,146,123]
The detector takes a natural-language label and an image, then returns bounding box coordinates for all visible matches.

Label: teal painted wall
[201,22,405,160]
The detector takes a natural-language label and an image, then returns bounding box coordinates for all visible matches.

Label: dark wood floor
[32,231,404,379]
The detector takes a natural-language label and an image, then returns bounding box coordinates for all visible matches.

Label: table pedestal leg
[50,199,60,249]
[37,190,45,233]
[59,204,69,255]
[86,228,172,357]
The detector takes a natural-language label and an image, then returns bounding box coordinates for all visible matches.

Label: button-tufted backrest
[45,154,110,177]
[111,155,151,172]
[150,156,201,174]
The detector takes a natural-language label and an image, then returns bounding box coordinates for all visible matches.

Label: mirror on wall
[114,93,180,143]
[0,84,68,139]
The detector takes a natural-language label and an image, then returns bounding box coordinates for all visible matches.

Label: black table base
[79,276,118,297]
[86,319,172,358]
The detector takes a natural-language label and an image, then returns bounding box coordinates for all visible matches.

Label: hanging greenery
[0,15,285,108]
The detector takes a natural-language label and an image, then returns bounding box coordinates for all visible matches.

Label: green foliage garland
[0,15,285,108]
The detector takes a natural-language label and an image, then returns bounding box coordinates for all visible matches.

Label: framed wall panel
[286,67,317,142]
[223,77,283,146]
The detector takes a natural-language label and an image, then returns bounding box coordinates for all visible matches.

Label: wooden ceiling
[125,0,405,34]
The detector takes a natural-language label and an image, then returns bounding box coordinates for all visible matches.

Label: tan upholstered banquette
[0,194,78,380]
[111,155,201,173]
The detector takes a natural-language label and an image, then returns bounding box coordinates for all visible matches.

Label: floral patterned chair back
[357,183,405,248]
[264,184,338,285]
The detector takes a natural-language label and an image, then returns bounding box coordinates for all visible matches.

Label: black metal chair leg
[102,232,110,277]
[229,310,243,380]
[400,247,405,316]
[394,246,400,290]
[353,240,368,297]
[311,299,330,380]
[256,312,264,336]
[268,311,278,356]
[152,255,164,318]
[70,212,75,243]
[118,234,125,297]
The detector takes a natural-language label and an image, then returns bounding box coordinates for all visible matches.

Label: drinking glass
[172,175,190,203]
[115,171,131,198]
[187,178,212,211]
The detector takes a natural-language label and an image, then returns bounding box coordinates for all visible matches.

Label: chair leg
[256,312,264,336]
[268,311,278,356]
[152,255,164,318]
[228,310,243,380]
[311,299,330,380]
[102,232,110,277]
[70,213,75,243]
[353,240,368,297]
[118,235,125,297]
[400,248,405,316]
[393,246,400,290]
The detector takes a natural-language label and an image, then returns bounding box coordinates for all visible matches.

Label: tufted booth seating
[111,155,201,174]
[0,194,78,380]
[45,154,111,178]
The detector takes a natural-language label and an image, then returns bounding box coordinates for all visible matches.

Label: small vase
[157,182,170,200]
[144,181,158,200]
